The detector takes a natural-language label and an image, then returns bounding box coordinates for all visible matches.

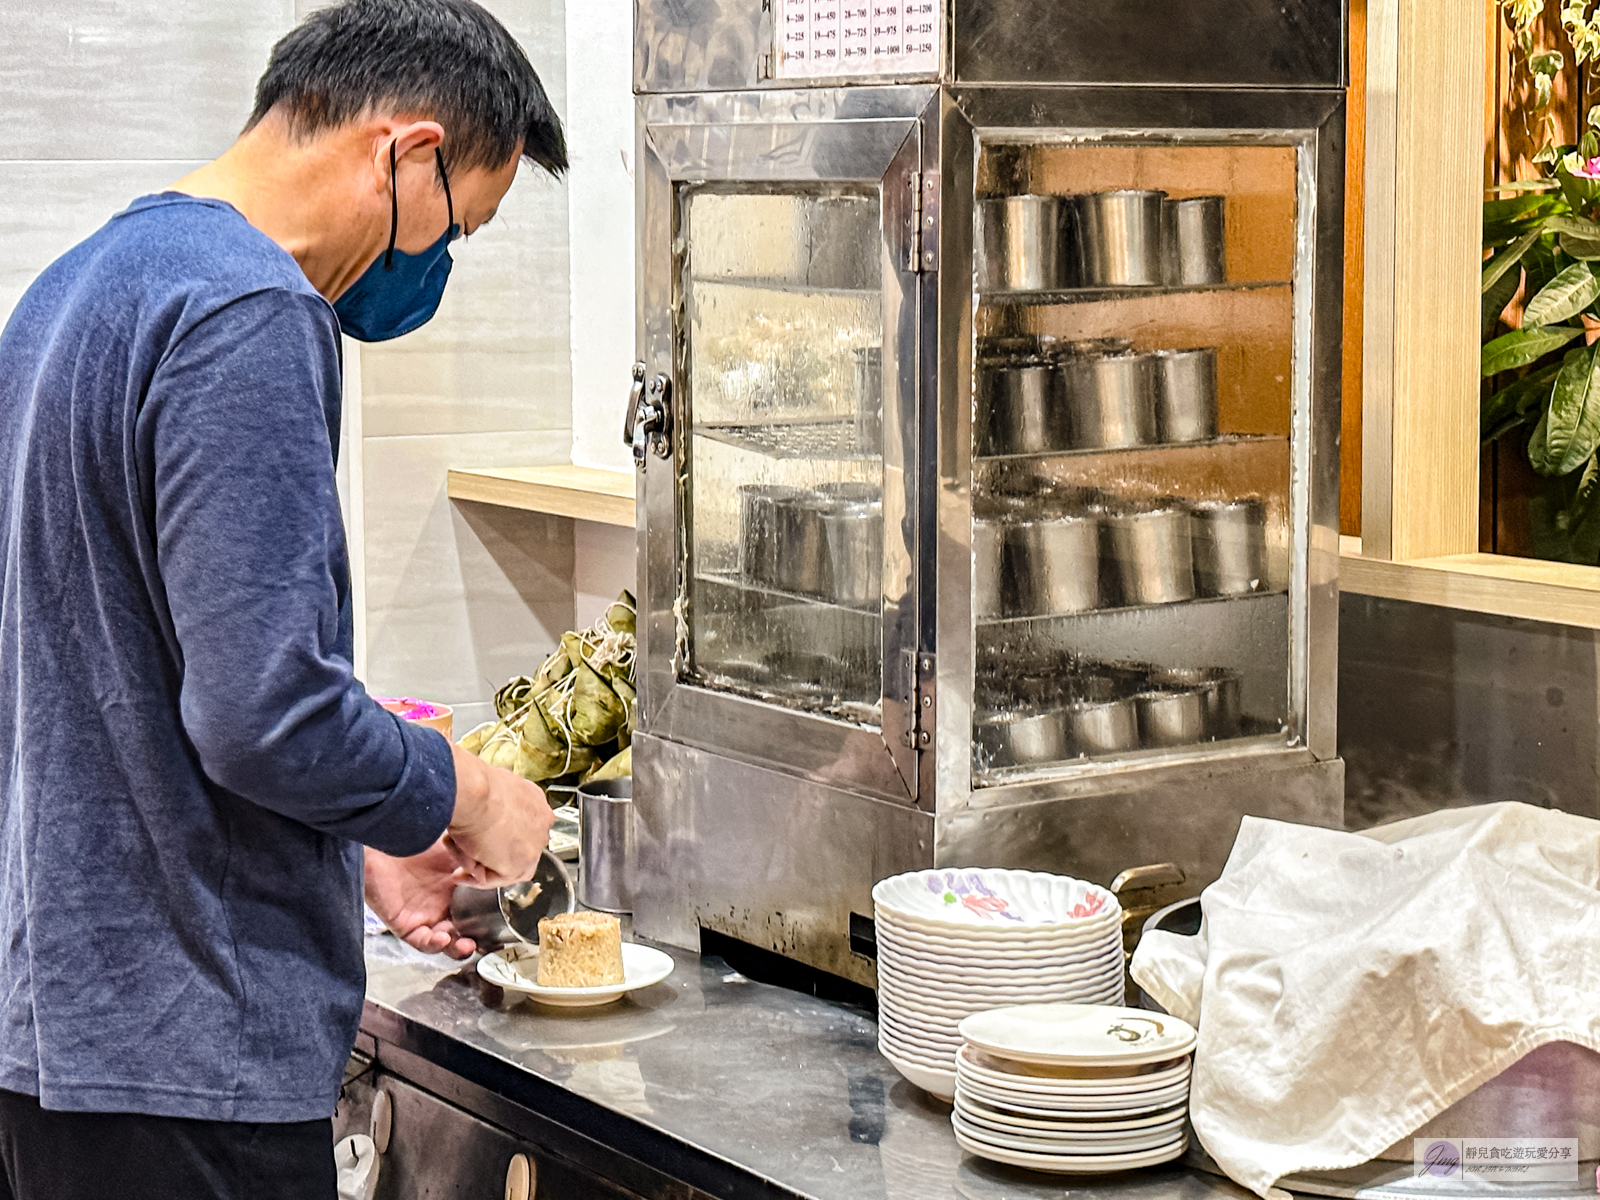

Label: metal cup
[1010,512,1101,616]
[1074,191,1166,287]
[1162,195,1227,286]
[775,492,832,597]
[739,484,802,587]
[1189,498,1267,597]
[1065,697,1140,757]
[578,777,636,914]
[973,707,1071,771]
[974,514,1011,620]
[977,195,1069,291]
[976,361,1066,456]
[854,346,883,455]
[1062,352,1156,449]
[1158,665,1244,739]
[1150,348,1218,444]
[1134,688,1207,748]
[820,497,883,609]
[1103,503,1196,606]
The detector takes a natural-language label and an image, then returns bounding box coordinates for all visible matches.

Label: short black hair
[248,0,567,177]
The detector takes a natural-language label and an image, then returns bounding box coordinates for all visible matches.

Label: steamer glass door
[640,110,924,803]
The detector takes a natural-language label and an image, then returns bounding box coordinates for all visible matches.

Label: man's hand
[364,842,477,959]
[445,741,553,886]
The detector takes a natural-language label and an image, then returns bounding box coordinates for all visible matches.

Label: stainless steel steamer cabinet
[626,0,1348,985]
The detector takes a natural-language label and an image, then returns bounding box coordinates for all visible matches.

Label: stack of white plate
[871,868,1125,1099]
[951,1002,1196,1173]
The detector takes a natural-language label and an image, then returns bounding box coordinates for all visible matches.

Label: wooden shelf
[446,465,635,527]
[1340,536,1600,630]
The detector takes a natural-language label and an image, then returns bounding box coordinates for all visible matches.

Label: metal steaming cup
[1074,190,1166,287]
[977,360,1066,456]
[1134,688,1207,748]
[1158,665,1244,739]
[578,777,636,914]
[1189,498,1267,597]
[1150,347,1218,444]
[1162,195,1227,286]
[973,707,1072,771]
[977,195,1070,291]
[1103,502,1196,606]
[819,496,883,609]
[739,484,803,587]
[1065,697,1140,757]
[1062,352,1157,450]
[1009,511,1101,616]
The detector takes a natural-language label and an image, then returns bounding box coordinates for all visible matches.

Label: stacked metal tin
[972,655,1246,771]
[736,482,883,608]
[977,189,1227,294]
[977,337,1220,458]
[974,492,1269,620]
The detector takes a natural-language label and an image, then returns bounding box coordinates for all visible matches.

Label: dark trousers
[0,1089,336,1200]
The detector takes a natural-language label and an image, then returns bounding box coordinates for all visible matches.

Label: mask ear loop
[383,140,400,271]
[435,149,455,239]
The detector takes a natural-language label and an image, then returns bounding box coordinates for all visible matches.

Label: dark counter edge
[359,996,802,1200]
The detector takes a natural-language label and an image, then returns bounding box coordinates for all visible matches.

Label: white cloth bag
[1130,802,1600,1200]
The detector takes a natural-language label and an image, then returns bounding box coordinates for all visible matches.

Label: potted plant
[1481,0,1600,560]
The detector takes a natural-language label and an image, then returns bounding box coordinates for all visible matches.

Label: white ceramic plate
[878,1032,957,1070]
[477,942,675,1008]
[880,1042,957,1100]
[877,967,1127,1007]
[954,1109,1185,1148]
[958,1002,1197,1068]
[953,1113,1183,1155]
[873,870,1118,931]
[954,1076,1192,1116]
[876,935,1124,974]
[955,1046,1190,1095]
[955,1094,1187,1136]
[953,1124,1188,1173]
[877,1020,961,1059]
[875,909,1120,950]
[878,980,1124,1023]
[877,936,1124,974]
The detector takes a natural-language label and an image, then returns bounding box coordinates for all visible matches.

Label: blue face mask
[334,144,460,343]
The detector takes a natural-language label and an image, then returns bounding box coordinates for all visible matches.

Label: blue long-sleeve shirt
[0,193,456,1121]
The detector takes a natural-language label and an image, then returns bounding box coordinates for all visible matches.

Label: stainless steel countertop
[361,935,1254,1200]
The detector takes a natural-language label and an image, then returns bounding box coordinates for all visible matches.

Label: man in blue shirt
[0,1,567,1195]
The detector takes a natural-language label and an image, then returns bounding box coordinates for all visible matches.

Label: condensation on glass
[680,188,886,726]
[969,139,1299,785]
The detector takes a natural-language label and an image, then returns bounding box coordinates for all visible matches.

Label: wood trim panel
[1341,536,1600,627]
[446,465,637,527]
[1360,0,1483,561]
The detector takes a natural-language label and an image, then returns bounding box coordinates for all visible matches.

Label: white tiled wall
[3,0,593,732]
[356,0,578,721]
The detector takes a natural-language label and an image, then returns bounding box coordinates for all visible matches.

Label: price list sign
[777,0,938,78]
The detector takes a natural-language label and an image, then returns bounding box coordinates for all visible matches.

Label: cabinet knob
[504,1152,535,1200]
[369,1088,392,1155]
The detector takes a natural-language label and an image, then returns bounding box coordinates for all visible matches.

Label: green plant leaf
[1590,105,1600,129]
[1547,214,1600,237]
[1583,129,1600,159]
[1559,231,1600,259]
[1483,262,1523,338]
[1537,74,1555,107]
[1482,324,1584,376]
[1542,343,1600,474]
[1536,140,1563,165]
[1524,261,1600,324]
[1486,194,1561,225]
[1533,49,1566,74]
[1529,406,1552,473]
[1482,362,1561,441]
[1488,178,1561,194]
[1482,228,1542,292]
